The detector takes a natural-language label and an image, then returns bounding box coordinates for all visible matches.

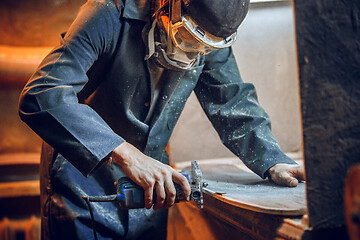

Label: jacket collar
[123,0,151,22]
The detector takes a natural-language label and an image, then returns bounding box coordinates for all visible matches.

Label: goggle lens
[169,16,236,55]
[172,25,214,54]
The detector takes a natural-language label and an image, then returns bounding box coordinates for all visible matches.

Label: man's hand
[267,163,306,187]
[111,142,191,210]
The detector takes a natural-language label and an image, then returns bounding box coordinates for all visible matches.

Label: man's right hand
[111,142,191,210]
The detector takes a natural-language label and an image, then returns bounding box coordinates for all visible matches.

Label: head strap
[170,0,182,23]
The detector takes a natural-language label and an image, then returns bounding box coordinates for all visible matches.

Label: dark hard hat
[183,0,250,38]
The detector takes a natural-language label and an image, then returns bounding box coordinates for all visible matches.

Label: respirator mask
[145,0,237,71]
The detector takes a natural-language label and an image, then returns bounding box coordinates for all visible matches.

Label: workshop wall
[0,0,86,154]
[0,1,85,238]
[170,0,302,163]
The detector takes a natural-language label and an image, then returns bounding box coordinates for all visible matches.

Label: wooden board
[0,153,41,198]
[0,180,40,198]
[0,153,40,182]
[0,153,40,166]
[177,156,306,216]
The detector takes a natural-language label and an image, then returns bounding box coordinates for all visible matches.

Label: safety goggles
[168,0,237,55]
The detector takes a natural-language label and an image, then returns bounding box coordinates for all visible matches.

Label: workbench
[169,154,308,240]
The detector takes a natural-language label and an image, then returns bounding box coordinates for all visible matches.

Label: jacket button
[145,102,150,107]
[162,95,168,100]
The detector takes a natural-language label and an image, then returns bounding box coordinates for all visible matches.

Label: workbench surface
[178,156,306,216]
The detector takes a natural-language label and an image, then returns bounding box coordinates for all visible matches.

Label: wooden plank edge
[203,188,306,216]
[203,193,286,240]
[0,180,40,198]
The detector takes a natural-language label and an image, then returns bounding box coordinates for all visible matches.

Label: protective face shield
[145,0,239,72]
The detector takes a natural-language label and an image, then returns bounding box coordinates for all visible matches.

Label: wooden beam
[0,153,40,166]
[0,180,40,198]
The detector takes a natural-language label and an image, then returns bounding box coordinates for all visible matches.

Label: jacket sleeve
[18,0,124,177]
[194,47,296,178]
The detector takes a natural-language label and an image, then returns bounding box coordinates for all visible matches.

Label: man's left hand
[267,164,305,187]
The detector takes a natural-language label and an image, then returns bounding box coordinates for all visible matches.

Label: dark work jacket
[18,0,296,239]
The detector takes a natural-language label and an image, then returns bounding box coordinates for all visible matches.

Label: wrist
[112,142,133,167]
[266,164,276,177]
